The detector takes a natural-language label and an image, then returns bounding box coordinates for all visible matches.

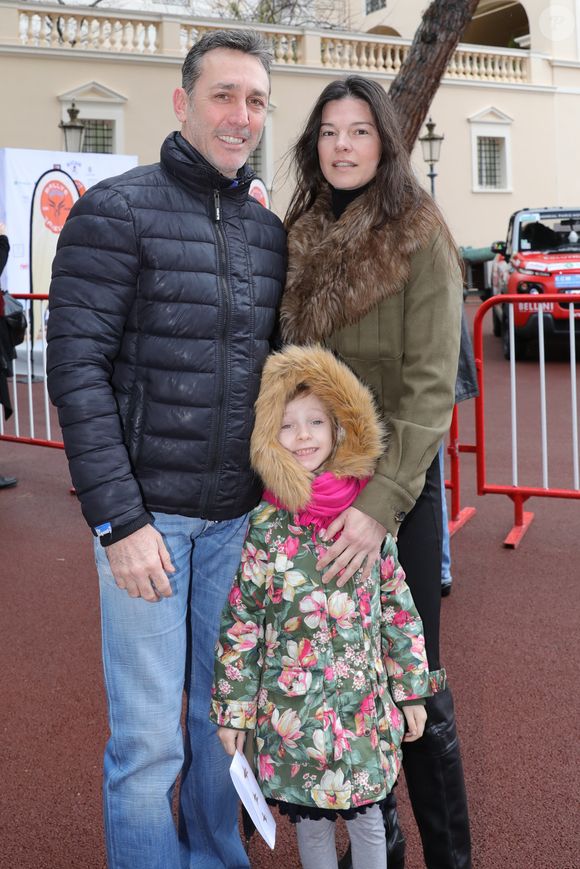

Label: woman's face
[317,97,381,190]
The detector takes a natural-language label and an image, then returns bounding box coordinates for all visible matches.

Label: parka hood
[250,345,385,511]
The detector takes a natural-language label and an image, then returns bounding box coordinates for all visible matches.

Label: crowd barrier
[0,293,63,449]
[3,293,579,550]
[445,404,477,537]
[471,294,580,547]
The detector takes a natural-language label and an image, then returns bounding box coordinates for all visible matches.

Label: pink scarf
[263,471,369,532]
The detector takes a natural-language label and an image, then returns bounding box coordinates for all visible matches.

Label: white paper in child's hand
[229,750,276,850]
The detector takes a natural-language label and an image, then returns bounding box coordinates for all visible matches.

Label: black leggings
[396,452,442,671]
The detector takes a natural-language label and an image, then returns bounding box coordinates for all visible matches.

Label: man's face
[173,48,270,178]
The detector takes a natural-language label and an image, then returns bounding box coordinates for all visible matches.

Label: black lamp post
[59,101,85,152]
[419,117,444,199]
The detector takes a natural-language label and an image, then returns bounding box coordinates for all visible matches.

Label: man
[47,30,286,869]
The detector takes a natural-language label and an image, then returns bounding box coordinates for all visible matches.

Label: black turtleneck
[331,182,373,219]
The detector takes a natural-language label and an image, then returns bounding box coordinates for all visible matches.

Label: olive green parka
[281,188,462,537]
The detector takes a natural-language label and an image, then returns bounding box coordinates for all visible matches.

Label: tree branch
[389,0,481,151]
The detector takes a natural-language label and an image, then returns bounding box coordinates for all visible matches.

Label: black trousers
[395,452,472,869]
[397,452,443,670]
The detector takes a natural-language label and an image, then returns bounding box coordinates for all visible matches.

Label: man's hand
[316,507,386,587]
[106,524,175,602]
[402,705,427,742]
[218,727,246,756]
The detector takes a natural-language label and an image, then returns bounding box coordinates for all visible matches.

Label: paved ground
[1,298,578,869]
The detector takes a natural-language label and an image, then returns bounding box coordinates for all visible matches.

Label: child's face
[278,394,334,472]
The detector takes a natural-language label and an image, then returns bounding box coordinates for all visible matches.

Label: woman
[280,77,471,869]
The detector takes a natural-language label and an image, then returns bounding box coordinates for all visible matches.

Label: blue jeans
[95,512,250,869]
[438,443,452,584]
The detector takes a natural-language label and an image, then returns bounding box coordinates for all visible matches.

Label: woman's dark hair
[285,76,444,234]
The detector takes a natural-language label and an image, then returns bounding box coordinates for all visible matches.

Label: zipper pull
[213,189,221,222]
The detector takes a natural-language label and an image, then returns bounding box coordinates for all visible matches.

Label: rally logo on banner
[29,168,80,348]
[30,168,80,297]
[39,178,76,233]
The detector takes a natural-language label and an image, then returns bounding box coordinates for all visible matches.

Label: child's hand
[217,726,246,756]
[402,705,427,742]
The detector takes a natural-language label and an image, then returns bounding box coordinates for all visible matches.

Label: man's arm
[47,185,169,596]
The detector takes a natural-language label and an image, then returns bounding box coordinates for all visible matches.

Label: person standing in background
[440,311,479,597]
[0,222,19,489]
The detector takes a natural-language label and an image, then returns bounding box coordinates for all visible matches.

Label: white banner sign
[0,148,138,295]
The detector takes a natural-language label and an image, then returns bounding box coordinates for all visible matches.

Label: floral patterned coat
[210,501,432,812]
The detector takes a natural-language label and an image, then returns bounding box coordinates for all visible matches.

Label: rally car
[489,207,580,359]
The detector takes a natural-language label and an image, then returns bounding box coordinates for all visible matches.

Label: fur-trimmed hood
[281,187,439,344]
[250,345,385,512]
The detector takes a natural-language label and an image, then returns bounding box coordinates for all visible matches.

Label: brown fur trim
[251,345,385,511]
[280,188,438,344]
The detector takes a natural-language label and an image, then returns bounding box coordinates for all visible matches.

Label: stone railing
[450,44,527,83]
[16,6,161,53]
[6,2,529,84]
[183,22,301,64]
[319,33,528,83]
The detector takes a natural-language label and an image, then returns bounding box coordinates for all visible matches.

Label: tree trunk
[389,0,481,151]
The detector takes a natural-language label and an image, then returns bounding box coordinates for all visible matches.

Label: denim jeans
[438,442,452,584]
[95,512,250,869]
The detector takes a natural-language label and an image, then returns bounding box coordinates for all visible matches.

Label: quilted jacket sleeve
[379,534,433,705]
[210,514,269,730]
[46,185,150,536]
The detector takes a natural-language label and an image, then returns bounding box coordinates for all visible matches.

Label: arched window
[462,1,530,49]
[367,25,402,37]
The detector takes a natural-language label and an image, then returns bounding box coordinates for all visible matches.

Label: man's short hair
[182,29,272,95]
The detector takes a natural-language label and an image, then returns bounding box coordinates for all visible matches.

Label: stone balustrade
[319,33,528,83]
[17,7,159,53]
[320,35,410,72]
[182,23,301,65]
[8,2,529,84]
[450,45,527,83]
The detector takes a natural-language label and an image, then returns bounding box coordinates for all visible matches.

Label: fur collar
[281,187,438,344]
[251,345,385,512]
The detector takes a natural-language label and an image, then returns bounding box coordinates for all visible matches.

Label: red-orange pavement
[1,300,577,869]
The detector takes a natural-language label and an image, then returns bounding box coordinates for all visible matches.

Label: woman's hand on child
[317,507,386,586]
[217,726,247,756]
[402,705,427,742]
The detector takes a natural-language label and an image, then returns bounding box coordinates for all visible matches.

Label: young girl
[211,345,432,869]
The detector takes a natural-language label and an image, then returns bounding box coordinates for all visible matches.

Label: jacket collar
[160,131,254,199]
[281,187,437,344]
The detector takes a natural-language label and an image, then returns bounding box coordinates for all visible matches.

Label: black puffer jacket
[47,133,286,541]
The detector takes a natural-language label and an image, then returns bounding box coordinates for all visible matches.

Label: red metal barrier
[472,294,580,547]
[445,404,476,537]
[0,293,64,450]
